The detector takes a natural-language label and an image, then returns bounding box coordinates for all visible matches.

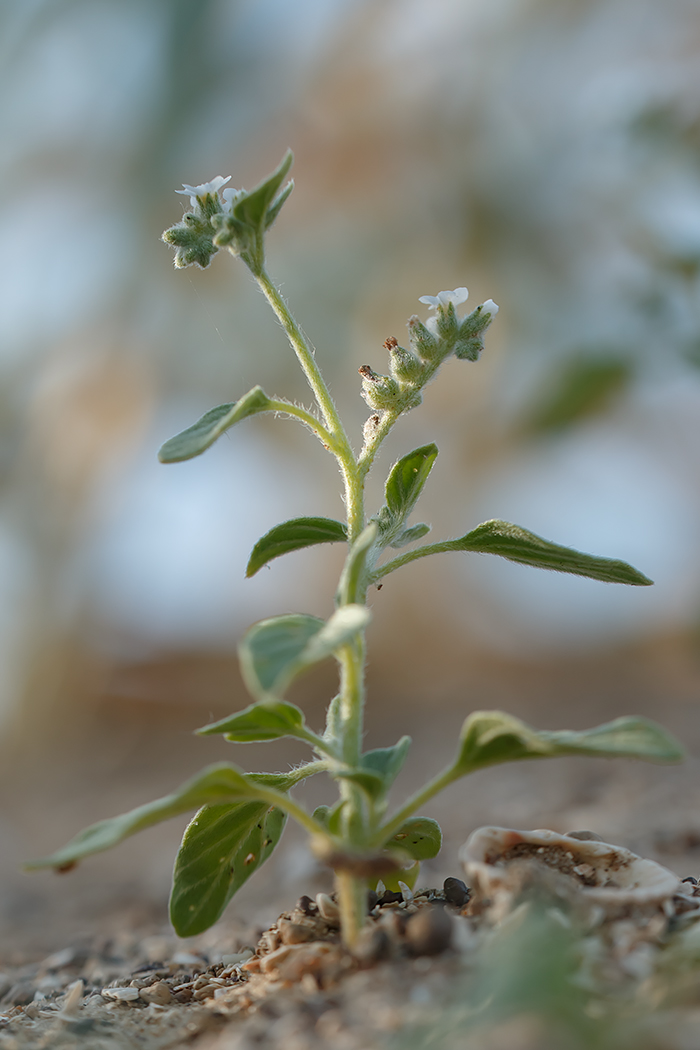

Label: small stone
[102,986,140,1002]
[278,920,318,945]
[296,896,316,915]
[315,893,340,924]
[566,830,604,842]
[139,981,173,1006]
[378,890,404,906]
[682,876,698,885]
[193,984,217,1001]
[405,906,453,957]
[443,877,470,908]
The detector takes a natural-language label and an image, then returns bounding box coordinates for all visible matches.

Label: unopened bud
[407,316,440,362]
[387,340,423,383]
[359,366,401,411]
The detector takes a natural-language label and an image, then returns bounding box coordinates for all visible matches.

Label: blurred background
[3,0,700,958]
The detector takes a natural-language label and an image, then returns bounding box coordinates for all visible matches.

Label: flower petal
[480,299,499,317]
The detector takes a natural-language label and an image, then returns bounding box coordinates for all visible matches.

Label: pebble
[101,986,140,1002]
[404,906,453,956]
[315,894,340,923]
[278,920,318,946]
[443,877,470,908]
[138,981,173,1006]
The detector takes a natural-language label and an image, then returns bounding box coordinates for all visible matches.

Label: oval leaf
[384,816,442,860]
[385,444,438,522]
[246,517,347,578]
[453,710,683,778]
[360,736,411,792]
[158,386,272,463]
[196,699,310,743]
[170,800,286,937]
[457,520,652,586]
[26,764,290,871]
[240,605,371,701]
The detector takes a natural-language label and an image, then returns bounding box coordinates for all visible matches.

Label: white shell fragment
[460,827,682,913]
[101,986,140,1002]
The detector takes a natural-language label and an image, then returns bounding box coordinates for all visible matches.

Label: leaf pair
[374,444,436,548]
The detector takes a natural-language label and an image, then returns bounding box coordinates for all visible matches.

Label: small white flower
[418,287,469,310]
[222,186,245,213]
[176,175,232,208]
[480,299,499,317]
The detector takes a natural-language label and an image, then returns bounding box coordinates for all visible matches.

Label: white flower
[222,186,245,213]
[176,175,232,208]
[418,287,469,310]
[480,299,499,317]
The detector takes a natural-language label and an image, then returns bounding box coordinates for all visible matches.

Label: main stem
[254,264,372,947]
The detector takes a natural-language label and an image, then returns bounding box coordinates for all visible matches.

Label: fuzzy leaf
[231,150,293,230]
[26,764,289,871]
[196,699,310,743]
[384,817,442,860]
[246,517,347,578]
[453,710,683,777]
[240,605,371,701]
[384,444,438,523]
[170,799,286,937]
[389,523,431,549]
[158,386,272,463]
[360,737,411,792]
[456,520,652,586]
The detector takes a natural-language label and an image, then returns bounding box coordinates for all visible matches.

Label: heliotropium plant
[29,151,683,948]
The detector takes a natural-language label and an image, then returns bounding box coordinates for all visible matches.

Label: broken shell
[460,827,681,909]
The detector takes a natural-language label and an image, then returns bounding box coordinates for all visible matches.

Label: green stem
[370,538,463,582]
[335,869,367,951]
[255,267,350,447]
[370,764,458,847]
[357,410,399,479]
[252,783,333,841]
[267,398,339,454]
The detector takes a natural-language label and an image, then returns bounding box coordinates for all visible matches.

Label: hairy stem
[370,765,458,847]
[370,538,465,582]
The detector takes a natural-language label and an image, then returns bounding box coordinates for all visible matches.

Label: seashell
[460,827,681,913]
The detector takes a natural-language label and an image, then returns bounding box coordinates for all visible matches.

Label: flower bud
[359,366,401,411]
[407,316,440,362]
[385,337,423,383]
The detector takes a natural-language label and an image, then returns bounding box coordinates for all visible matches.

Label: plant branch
[370,538,463,582]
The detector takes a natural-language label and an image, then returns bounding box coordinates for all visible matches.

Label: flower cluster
[359,288,499,423]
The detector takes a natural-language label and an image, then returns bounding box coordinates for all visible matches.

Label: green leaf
[389,523,431,549]
[170,799,286,937]
[453,710,683,778]
[457,520,653,586]
[337,522,379,604]
[196,699,311,744]
[26,764,288,871]
[313,801,346,836]
[246,517,347,578]
[384,444,438,523]
[384,817,442,860]
[231,149,294,231]
[524,355,632,435]
[240,605,371,701]
[360,736,411,791]
[334,767,386,798]
[158,386,272,463]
